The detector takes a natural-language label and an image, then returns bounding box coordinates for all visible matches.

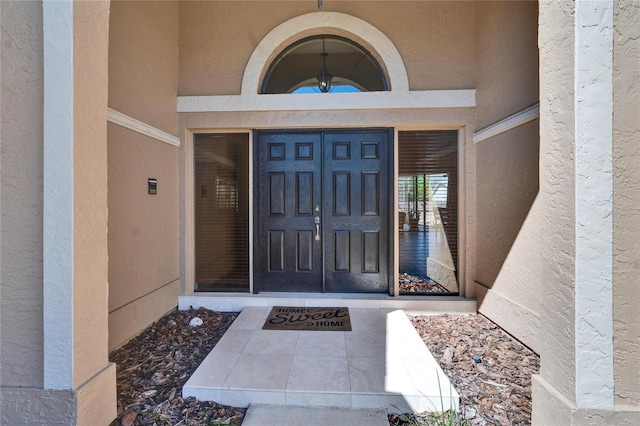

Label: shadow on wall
[475,121,540,288]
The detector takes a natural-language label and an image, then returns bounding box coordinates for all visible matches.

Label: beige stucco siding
[107,126,179,311]
[0,0,45,388]
[472,1,540,352]
[537,0,577,405]
[613,0,640,408]
[109,0,178,135]
[475,121,539,287]
[108,1,180,351]
[73,0,112,390]
[179,1,475,95]
[475,1,538,129]
[107,124,180,341]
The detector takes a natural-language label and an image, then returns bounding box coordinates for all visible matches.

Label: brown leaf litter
[109,308,245,426]
[399,273,449,293]
[390,314,540,426]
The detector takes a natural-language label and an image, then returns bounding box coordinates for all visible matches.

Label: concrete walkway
[183,306,458,414]
[242,404,390,426]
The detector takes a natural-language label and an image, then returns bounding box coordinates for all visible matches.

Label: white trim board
[107,108,180,147]
[574,0,614,410]
[177,90,476,113]
[473,103,539,144]
[43,0,74,390]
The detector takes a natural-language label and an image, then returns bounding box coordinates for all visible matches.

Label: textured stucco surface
[475,121,541,354]
[533,0,640,422]
[537,0,576,404]
[2,2,116,424]
[475,1,539,129]
[72,0,111,392]
[179,1,475,96]
[612,0,640,408]
[473,0,541,354]
[475,120,539,286]
[0,388,76,425]
[109,280,180,351]
[109,0,178,136]
[0,0,45,388]
[107,1,180,350]
[574,0,615,409]
[107,125,180,312]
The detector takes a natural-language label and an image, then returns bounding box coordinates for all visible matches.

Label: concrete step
[183,307,459,414]
[242,404,390,426]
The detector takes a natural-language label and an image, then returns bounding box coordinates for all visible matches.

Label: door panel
[323,131,389,292]
[256,132,323,291]
[255,130,390,293]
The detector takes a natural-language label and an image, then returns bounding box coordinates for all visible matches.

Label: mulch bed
[109,308,245,426]
[110,308,538,426]
[399,273,449,293]
[390,314,540,426]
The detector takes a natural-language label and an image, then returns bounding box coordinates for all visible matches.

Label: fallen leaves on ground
[390,314,539,426]
[109,308,245,426]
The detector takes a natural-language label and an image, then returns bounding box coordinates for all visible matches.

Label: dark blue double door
[254,129,392,293]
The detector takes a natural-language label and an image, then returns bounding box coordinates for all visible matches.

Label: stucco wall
[179,1,475,95]
[0,0,44,388]
[475,121,539,286]
[532,1,640,422]
[474,1,538,129]
[109,0,178,135]
[72,3,118,424]
[108,0,180,351]
[73,0,111,390]
[473,1,541,352]
[107,125,181,350]
[613,0,640,409]
[536,0,577,406]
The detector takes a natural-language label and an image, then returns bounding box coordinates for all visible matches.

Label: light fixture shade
[317,70,333,93]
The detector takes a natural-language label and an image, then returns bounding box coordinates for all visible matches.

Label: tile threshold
[179,292,476,315]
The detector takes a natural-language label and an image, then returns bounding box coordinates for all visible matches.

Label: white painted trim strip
[574,0,614,410]
[241,12,409,94]
[473,103,539,143]
[43,0,74,390]
[177,90,476,113]
[107,108,180,147]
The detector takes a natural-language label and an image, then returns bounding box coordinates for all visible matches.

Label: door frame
[182,120,473,299]
[252,128,395,294]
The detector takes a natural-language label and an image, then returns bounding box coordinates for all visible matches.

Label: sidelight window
[398,130,459,295]
[194,133,249,292]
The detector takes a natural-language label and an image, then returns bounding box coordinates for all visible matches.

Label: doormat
[263,306,351,331]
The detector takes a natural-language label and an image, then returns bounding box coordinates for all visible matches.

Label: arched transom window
[261,35,389,94]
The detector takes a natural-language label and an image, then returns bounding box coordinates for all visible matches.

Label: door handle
[314,216,320,241]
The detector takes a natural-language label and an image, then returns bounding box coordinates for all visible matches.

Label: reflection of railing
[427,206,458,292]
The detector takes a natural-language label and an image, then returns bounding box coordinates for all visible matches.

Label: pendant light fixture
[316,37,333,93]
